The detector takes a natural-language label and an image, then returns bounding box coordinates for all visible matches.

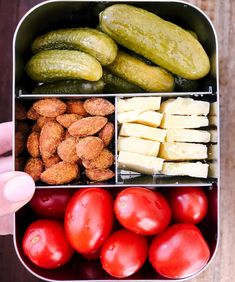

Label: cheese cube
[161,162,209,178]
[159,142,208,160]
[160,97,210,115]
[120,123,166,142]
[166,129,210,143]
[161,114,209,129]
[118,137,160,156]
[118,151,164,175]
[118,97,161,113]
[118,110,163,127]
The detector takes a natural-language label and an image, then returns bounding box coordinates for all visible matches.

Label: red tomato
[167,187,208,224]
[29,189,72,219]
[101,229,148,278]
[149,224,210,279]
[114,187,171,235]
[22,219,74,269]
[64,188,114,253]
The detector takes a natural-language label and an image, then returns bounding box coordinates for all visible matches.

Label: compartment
[14,185,218,281]
[14,96,116,187]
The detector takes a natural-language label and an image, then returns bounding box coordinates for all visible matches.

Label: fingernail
[3,174,35,203]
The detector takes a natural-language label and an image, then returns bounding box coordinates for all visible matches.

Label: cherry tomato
[22,219,74,269]
[101,229,148,278]
[114,187,171,235]
[29,189,72,219]
[64,188,114,253]
[149,224,210,279]
[167,187,208,224]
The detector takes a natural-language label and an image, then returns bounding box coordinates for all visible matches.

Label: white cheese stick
[210,129,218,143]
[118,110,163,127]
[161,114,209,129]
[208,162,218,178]
[120,123,166,142]
[160,97,210,116]
[209,102,217,116]
[118,137,160,156]
[161,162,209,178]
[118,151,164,175]
[209,116,217,126]
[208,144,218,160]
[166,129,210,143]
[159,142,208,160]
[118,97,161,113]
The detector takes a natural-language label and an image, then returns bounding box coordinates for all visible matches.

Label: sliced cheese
[209,102,217,116]
[120,123,166,142]
[159,142,208,160]
[161,114,209,129]
[118,151,164,175]
[208,144,218,160]
[208,162,218,178]
[118,97,161,113]
[161,162,209,178]
[209,115,217,126]
[118,110,163,127]
[166,129,210,143]
[118,136,160,156]
[210,129,218,143]
[160,97,210,116]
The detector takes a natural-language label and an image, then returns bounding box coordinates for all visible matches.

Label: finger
[0,172,35,216]
[0,122,13,155]
[0,156,13,173]
[0,213,14,235]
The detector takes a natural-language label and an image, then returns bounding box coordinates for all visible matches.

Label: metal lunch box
[12,1,220,281]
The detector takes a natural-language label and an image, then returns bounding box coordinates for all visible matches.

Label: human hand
[0,122,35,235]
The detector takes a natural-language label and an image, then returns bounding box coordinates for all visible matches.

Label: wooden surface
[0,0,234,281]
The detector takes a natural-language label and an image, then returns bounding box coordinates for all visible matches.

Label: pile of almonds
[15,98,115,184]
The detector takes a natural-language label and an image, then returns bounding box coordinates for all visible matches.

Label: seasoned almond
[66,100,88,116]
[40,161,79,184]
[82,149,114,169]
[37,116,55,128]
[98,122,114,147]
[42,154,61,169]
[84,98,114,116]
[39,121,64,159]
[68,116,107,137]
[57,137,79,163]
[56,113,82,128]
[27,106,41,120]
[27,132,40,157]
[33,98,67,117]
[85,168,114,181]
[76,136,104,160]
[24,157,44,181]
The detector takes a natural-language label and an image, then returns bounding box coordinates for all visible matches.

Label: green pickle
[32,28,117,66]
[26,50,103,83]
[33,79,104,94]
[100,4,210,80]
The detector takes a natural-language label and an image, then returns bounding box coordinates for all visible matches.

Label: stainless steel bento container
[12,1,220,281]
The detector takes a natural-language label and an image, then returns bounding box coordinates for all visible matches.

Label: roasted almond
[27,106,41,120]
[33,98,67,117]
[56,113,82,128]
[76,136,104,160]
[37,116,56,128]
[82,149,114,169]
[85,168,114,181]
[66,100,88,116]
[24,157,44,181]
[84,98,115,116]
[42,154,61,169]
[57,137,79,163]
[98,122,114,147]
[27,132,40,158]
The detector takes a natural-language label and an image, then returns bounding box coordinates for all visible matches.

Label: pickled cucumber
[26,50,103,82]
[32,28,117,66]
[106,50,175,92]
[100,4,210,80]
[33,79,104,94]
[103,70,143,93]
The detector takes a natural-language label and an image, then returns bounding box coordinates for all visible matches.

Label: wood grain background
[0,0,234,281]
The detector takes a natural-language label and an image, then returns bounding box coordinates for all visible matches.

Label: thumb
[0,172,35,216]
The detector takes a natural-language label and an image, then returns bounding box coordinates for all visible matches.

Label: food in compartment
[118,96,217,178]
[159,142,208,160]
[118,136,160,156]
[15,98,115,184]
[106,50,174,92]
[118,151,164,175]
[120,123,166,142]
[208,144,218,160]
[161,162,209,178]
[160,97,210,115]
[99,4,210,80]
[160,114,209,129]
[166,128,210,143]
